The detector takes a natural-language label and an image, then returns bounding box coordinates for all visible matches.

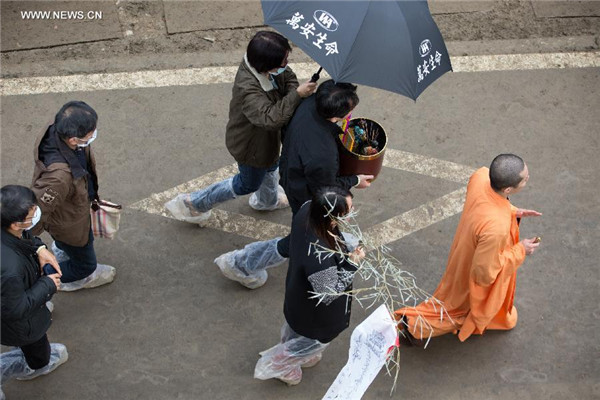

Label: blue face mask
[270,66,287,76]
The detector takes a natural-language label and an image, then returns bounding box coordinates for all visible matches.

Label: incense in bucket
[337,118,387,180]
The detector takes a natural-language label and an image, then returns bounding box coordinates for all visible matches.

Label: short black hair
[1,185,38,229]
[54,101,98,139]
[316,80,359,119]
[246,31,291,73]
[489,154,525,191]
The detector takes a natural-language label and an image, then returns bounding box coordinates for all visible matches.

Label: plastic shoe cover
[249,186,289,211]
[59,264,115,292]
[189,178,237,212]
[164,194,212,226]
[46,301,54,313]
[51,241,69,263]
[17,343,68,381]
[254,340,326,384]
[215,251,268,289]
[214,238,286,289]
[278,368,302,386]
[255,322,327,384]
[1,349,29,383]
[254,344,303,385]
[301,352,322,368]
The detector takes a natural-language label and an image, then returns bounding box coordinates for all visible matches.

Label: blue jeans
[190,162,279,212]
[55,229,97,283]
[232,162,278,196]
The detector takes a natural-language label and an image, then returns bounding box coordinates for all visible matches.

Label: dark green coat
[225,60,301,168]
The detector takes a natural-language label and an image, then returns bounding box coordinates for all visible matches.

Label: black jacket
[1,230,55,346]
[284,201,356,343]
[279,95,359,214]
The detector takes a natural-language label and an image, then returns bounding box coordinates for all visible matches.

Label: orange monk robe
[396,167,526,342]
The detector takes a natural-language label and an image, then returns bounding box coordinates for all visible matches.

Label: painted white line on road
[365,187,467,247]
[129,149,474,244]
[451,51,600,72]
[383,148,474,183]
[0,62,324,97]
[129,163,238,215]
[128,162,290,241]
[1,52,598,96]
[208,209,290,241]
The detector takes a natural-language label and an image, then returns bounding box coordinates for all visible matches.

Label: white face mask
[77,129,97,148]
[22,206,42,231]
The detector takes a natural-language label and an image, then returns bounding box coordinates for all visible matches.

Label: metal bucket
[337,118,387,180]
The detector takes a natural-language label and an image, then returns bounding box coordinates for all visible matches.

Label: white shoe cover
[249,186,289,211]
[214,251,268,289]
[17,343,68,381]
[164,194,212,226]
[59,264,115,292]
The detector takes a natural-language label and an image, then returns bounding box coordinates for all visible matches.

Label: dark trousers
[56,229,97,283]
[277,235,291,258]
[276,194,301,259]
[21,334,50,370]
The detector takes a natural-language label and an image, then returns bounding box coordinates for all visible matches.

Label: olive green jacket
[225,57,301,168]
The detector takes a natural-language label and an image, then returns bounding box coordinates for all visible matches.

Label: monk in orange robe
[396,154,541,343]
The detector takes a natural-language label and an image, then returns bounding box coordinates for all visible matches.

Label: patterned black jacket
[284,201,356,343]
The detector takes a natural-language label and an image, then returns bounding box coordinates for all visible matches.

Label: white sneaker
[59,264,116,292]
[17,343,68,381]
[214,251,267,289]
[165,194,212,226]
[249,186,289,211]
[51,241,69,263]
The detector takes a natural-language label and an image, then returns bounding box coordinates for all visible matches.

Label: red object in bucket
[337,118,387,180]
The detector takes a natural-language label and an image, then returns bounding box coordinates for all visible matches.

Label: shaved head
[489,154,526,191]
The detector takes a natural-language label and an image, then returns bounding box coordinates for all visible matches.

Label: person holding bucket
[214,80,373,289]
[165,31,317,224]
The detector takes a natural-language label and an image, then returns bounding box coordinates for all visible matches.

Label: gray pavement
[1,61,599,399]
[1,1,599,78]
[1,1,600,399]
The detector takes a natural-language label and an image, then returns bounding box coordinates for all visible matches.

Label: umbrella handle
[310,67,323,83]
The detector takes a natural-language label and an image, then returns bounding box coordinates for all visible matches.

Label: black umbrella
[262,0,452,100]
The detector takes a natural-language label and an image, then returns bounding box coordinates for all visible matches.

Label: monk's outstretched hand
[516,208,542,218]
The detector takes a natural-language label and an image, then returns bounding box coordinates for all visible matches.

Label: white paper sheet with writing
[323,304,399,400]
